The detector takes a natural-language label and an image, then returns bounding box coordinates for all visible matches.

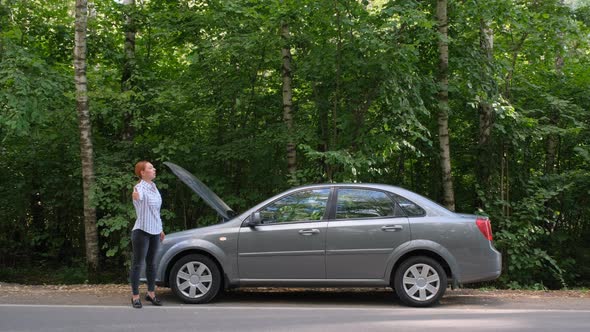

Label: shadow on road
[157,287,505,307]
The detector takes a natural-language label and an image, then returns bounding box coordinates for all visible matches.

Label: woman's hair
[134,160,150,180]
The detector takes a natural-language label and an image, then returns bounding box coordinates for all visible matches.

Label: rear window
[391,193,425,217]
[336,188,398,219]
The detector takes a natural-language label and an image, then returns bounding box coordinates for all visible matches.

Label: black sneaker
[145,294,162,306]
[132,298,142,309]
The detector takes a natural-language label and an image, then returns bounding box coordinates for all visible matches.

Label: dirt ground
[1,282,588,308]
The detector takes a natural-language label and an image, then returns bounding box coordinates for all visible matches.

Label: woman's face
[141,163,156,181]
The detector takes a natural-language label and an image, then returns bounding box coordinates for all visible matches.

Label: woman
[130,161,165,308]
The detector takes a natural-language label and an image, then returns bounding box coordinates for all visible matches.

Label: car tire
[170,254,221,304]
[393,256,447,307]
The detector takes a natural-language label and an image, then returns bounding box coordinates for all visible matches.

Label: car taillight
[476,217,493,241]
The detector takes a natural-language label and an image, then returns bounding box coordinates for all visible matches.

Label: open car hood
[164,162,235,221]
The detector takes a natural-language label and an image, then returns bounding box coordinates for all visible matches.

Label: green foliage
[0,264,88,285]
[1,0,590,288]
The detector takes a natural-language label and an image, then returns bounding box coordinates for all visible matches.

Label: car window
[335,189,399,219]
[258,188,330,224]
[391,193,426,217]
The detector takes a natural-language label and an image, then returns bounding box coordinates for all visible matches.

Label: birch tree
[436,0,455,211]
[121,0,135,141]
[477,17,494,200]
[74,0,99,272]
[281,19,296,178]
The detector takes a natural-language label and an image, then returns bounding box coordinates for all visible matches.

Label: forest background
[1,0,590,289]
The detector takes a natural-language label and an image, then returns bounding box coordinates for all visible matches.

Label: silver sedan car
[147,162,501,307]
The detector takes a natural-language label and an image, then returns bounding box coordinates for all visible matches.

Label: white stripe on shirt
[132,180,163,235]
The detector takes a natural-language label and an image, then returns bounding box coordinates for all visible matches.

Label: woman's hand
[160,231,165,242]
[132,187,139,201]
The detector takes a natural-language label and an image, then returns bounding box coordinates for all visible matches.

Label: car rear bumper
[458,245,502,284]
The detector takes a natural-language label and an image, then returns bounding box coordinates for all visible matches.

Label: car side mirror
[248,212,262,227]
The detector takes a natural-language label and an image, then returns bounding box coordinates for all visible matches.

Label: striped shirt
[132,180,163,235]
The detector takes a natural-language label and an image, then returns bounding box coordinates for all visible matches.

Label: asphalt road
[1,288,589,331]
[1,303,589,331]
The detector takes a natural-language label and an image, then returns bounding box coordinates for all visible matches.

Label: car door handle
[298,229,320,235]
[381,225,404,232]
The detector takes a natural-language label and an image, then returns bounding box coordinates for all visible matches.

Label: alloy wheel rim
[402,263,440,302]
[176,261,213,298]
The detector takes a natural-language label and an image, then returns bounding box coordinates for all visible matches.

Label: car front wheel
[393,256,447,307]
[170,254,221,304]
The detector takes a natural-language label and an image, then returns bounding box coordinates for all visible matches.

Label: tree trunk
[436,0,455,211]
[74,0,99,272]
[477,19,494,206]
[0,3,4,62]
[121,0,136,141]
[281,21,296,178]
[545,122,558,174]
[545,32,565,174]
[545,23,564,175]
[503,33,527,99]
[333,5,342,152]
[313,82,331,181]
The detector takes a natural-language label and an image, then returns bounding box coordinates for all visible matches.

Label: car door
[238,188,331,279]
[326,187,410,279]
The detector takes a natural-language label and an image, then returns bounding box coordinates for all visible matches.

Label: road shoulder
[0,282,588,309]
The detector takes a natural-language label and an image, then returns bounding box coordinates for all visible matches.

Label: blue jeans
[130,229,160,295]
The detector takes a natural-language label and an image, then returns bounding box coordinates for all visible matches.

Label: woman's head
[135,161,156,181]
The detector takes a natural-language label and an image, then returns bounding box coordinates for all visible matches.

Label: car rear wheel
[170,254,221,304]
[393,256,447,307]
